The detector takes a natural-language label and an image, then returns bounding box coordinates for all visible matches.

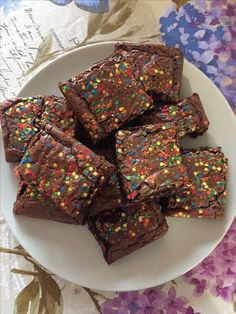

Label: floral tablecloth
[0,0,236,313]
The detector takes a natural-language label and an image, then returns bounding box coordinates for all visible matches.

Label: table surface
[0,1,235,313]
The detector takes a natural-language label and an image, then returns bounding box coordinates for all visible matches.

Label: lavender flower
[164,287,188,314]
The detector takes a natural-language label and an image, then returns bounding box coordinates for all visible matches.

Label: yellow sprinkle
[82,85,86,90]
[178,212,183,216]
[93,171,98,176]
[160,162,164,167]
[164,169,169,174]
[204,167,209,172]
[146,103,150,107]
[117,148,122,153]
[195,162,199,166]
[162,125,166,130]
[119,107,124,111]
[199,209,203,214]
[217,167,221,171]
[115,63,120,68]
[26,163,31,169]
[72,172,76,177]
[101,115,107,121]
[117,199,122,204]
[115,118,119,122]
[60,120,65,124]
[109,73,113,77]
[30,192,34,197]
[15,130,19,135]
[132,167,136,172]
[169,80,173,84]
[186,191,191,195]
[53,163,57,168]
[83,192,88,197]
[59,152,64,157]
[160,70,164,75]
[184,206,189,210]
[176,198,181,202]
[123,223,127,228]
[75,211,80,215]
[138,216,143,222]
[121,212,126,217]
[172,111,176,115]
[68,187,73,192]
[176,160,181,165]
[154,69,158,73]
[61,169,65,173]
[156,141,161,146]
[141,175,145,180]
[204,163,209,167]
[194,171,198,176]
[200,161,204,166]
[223,191,227,196]
[89,166,93,171]
[61,202,65,207]
[140,76,144,81]
[75,175,79,179]
[132,232,136,237]
[148,147,153,152]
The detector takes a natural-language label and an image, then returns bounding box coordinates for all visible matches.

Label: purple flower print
[101,286,199,314]
[135,294,162,314]
[101,292,140,314]
[160,1,236,112]
[144,287,166,306]
[189,278,209,297]
[210,278,236,302]
[185,306,200,314]
[164,287,188,314]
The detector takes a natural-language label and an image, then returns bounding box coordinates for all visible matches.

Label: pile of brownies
[0,43,228,264]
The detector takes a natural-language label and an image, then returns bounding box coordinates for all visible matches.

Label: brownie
[14,182,79,224]
[16,124,115,224]
[40,95,76,137]
[114,42,184,102]
[116,123,189,202]
[0,95,76,162]
[88,202,168,264]
[59,54,153,144]
[139,93,209,137]
[162,147,228,218]
[88,173,123,217]
[0,96,44,162]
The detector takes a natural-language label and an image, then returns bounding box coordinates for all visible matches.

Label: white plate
[1,42,236,291]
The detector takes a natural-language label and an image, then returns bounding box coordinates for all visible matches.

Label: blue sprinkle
[76,203,81,209]
[132,159,136,164]
[47,142,52,148]
[132,182,137,190]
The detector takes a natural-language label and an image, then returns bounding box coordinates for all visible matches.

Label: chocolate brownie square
[0,96,44,162]
[0,95,76,162]
[162,147,228,218]
[16,124,115,224]
[116,123,189,202]
[88,202,168,264]
[59,55,153,144]
[14,182,79,224]
[115,42,184,102]
[88,173,123,217]
[140,93,209,137]
[40,95,76,137]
